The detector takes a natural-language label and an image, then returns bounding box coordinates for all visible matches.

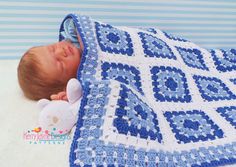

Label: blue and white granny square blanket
[59,13,236,167]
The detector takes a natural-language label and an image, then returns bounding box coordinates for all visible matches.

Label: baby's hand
[50,91,68,101]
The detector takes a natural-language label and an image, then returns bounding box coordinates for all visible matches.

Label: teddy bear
[37,78,83,135]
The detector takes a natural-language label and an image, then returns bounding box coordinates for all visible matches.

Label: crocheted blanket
[59,13,236,167]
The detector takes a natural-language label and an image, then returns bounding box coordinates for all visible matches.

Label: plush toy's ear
[37,99,50,110]
[66,78,82,104]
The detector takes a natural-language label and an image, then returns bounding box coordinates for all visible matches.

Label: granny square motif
[150,66,191,102]
[211,49,236,72]
[95,22,134,56]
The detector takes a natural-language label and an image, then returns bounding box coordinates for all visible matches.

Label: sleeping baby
[17,39,83,101]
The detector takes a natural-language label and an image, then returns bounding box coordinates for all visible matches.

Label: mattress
[0,60,74,167]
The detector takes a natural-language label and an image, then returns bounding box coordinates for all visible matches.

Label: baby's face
[33,40,82,82]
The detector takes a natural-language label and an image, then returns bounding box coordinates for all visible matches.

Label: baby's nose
[55,48,67,58]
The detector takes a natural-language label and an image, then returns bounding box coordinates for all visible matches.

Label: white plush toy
[37,78,83,135]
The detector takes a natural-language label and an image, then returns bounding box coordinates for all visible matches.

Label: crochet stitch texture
[59,13,236,167]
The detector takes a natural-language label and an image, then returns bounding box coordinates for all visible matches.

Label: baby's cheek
[66,61,77,77]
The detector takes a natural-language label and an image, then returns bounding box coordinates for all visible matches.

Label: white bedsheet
[0,60,74,167]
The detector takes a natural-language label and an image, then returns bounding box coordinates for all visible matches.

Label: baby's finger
[58,92,66,99]
[62,94,68,101]
[58,91,66,96]
[50,94,59,100]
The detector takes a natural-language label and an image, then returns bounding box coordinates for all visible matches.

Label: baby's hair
[17,47,66,100]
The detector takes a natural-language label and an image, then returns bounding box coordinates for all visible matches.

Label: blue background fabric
[0,0,235,59]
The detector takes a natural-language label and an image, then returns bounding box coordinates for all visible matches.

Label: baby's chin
[71,60,80,77]
[75,47,82,58]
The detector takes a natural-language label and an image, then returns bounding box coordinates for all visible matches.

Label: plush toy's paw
[67,78,82,104]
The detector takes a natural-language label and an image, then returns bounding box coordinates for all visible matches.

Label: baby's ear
[37,99,50,110]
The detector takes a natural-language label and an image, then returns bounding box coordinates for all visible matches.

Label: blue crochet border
[69,82,91,167]
[59,13,236,167]
[59,13,99,167]
[59,13,98,87]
